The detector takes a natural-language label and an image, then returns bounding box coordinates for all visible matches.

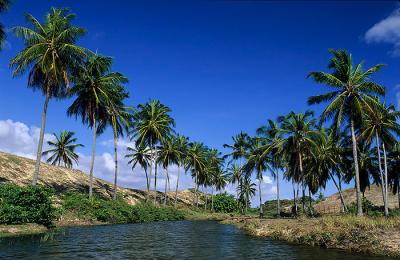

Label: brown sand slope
[0,151,197,206]
[315,185,400,214]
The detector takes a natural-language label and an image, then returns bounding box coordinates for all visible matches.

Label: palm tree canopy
[157,136,181,169]
[10,8,88,98]
[308,49,385,131]
[42,130,83,168]
[0,0,11,50]
[223,131,251,161]
[67,55,127,129]
[131,100,175,148]
[126,143,151,172]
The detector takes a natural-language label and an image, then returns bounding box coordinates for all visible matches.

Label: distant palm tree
[126,143,151,195]
[308,49,385,216]
[238,176,256,214]
[173,135,189,208]
[68,55,124,197]
[131,100,175,204]
[227,164,242,204]
[158,137,180,206]
[101,86,132,200]
[10,8,87,185]
[211,168,227,211]
[278,111,319,212]
[360,101,400,216]
[42,131,84,168]
[186,142,207,207]
[0,0,11,50]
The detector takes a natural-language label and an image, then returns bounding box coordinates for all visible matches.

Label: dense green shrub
[0,184,55,226]
[348,198,383,217]
[212,193,237,213]
[62,192,184,223]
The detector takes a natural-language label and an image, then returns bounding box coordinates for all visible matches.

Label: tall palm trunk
[298,152,305,212]
[375,132,387,213]
[32,92,50,185]
[292,181,297,215]
[211,186,214,212]
[382,142,389,216]
[89,116,97,198]
[194,171,199,207]
[258,177,263,218]
[112,133,118,200]
[204,188,208,210]
[330,172,348,212]
[350,119,363,216]
[174,166,181,208]
[154,160,158,205]
[147,144,153,202]
[164,164,169,207]
[276,170,280,217]
[308,189,313,216]
[144,169,150,195]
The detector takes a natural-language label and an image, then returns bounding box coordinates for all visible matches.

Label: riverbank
[222,215,400,258]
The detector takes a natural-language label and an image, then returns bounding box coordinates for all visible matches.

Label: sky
[1,0,400,206]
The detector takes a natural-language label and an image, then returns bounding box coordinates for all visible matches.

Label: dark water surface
[0,221,387,259]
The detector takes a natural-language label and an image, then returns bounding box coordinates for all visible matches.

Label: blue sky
[1,1,400,204]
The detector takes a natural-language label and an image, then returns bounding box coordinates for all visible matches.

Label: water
[0,221,387,259]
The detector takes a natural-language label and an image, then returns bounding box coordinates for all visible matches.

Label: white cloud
[365,8,400,55]
[262,175,273,184]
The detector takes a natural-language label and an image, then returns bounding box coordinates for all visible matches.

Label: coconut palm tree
[158,136,180,206]
[278,111,319,212]
[227,163,242,205]
[238,176,256,214]
[359,101,400,216]
[211,168,227,212]
[186,142,207,207]
[0,0,10,50]
[173,135,189,208]
[131,100,175,204]
[67,55,124,197]
[308,49,385,216]
[10,8,87,185]
[42,131,84,168]
[126,143,151,195]
[244,138,270,217]
[100,86,132,200]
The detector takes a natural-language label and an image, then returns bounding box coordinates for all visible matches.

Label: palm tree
[0,0,10,50]
[308,49,385,216]
[158,137,180,206]
[126,143,151,194]
[10,8,87,185]
[131,100,175,204]
[388,143,400,208]
[186,142,207,207]
[67,55,123,197]
[257,119,284,216]
[278,111,319,212]
[244,138,270,217]
[227,163,242,207]
[359,101,400,216]
[101,86,132,200]
[211,168,227,212]
[42,131,84,168]
[238,176,256,214]
[173,135,189,208]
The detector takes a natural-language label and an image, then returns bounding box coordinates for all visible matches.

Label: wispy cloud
[365,8,400,56]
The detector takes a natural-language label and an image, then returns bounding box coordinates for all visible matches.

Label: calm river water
[0,221,387,259]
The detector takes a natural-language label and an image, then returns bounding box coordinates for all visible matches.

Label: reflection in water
[0,221,385,259]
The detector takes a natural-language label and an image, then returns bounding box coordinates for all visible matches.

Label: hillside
[0,151,198,207]
[315,185,400,214]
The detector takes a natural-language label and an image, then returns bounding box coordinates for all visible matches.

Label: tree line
[3,6,400,217]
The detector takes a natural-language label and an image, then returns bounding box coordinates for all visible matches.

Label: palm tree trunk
[211,186,214,212]
[32,92,50,185]
[350,118,363,216]
[164,165,169,207]
[276,170,280,217]
[144,169,150,195]
[330,172,348,212]
[292,181,297,215]
[147,144,153,202]
[204,188,208,211]
[174,166,181,208]
[308,189,313,216]
[382,142,389,216]
[195,171,199,207]
[375,132,387,213]
[154,160,158,205]
[298,152,306,212]
[259,177,263,218]
[112,133,118,200]
[89,116,97,198]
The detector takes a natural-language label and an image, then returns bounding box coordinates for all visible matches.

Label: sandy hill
[315,185,400,214]
[0,151,198,207]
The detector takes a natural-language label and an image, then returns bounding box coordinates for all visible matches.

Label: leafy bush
[0,184,55,226]
[348,198,383,217]
[62,192,184,224]
[212,193,237,213]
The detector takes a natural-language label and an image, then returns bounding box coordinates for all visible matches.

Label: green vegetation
[0,184,55,227]
[212,193,237,213]
[62,192,184,224]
